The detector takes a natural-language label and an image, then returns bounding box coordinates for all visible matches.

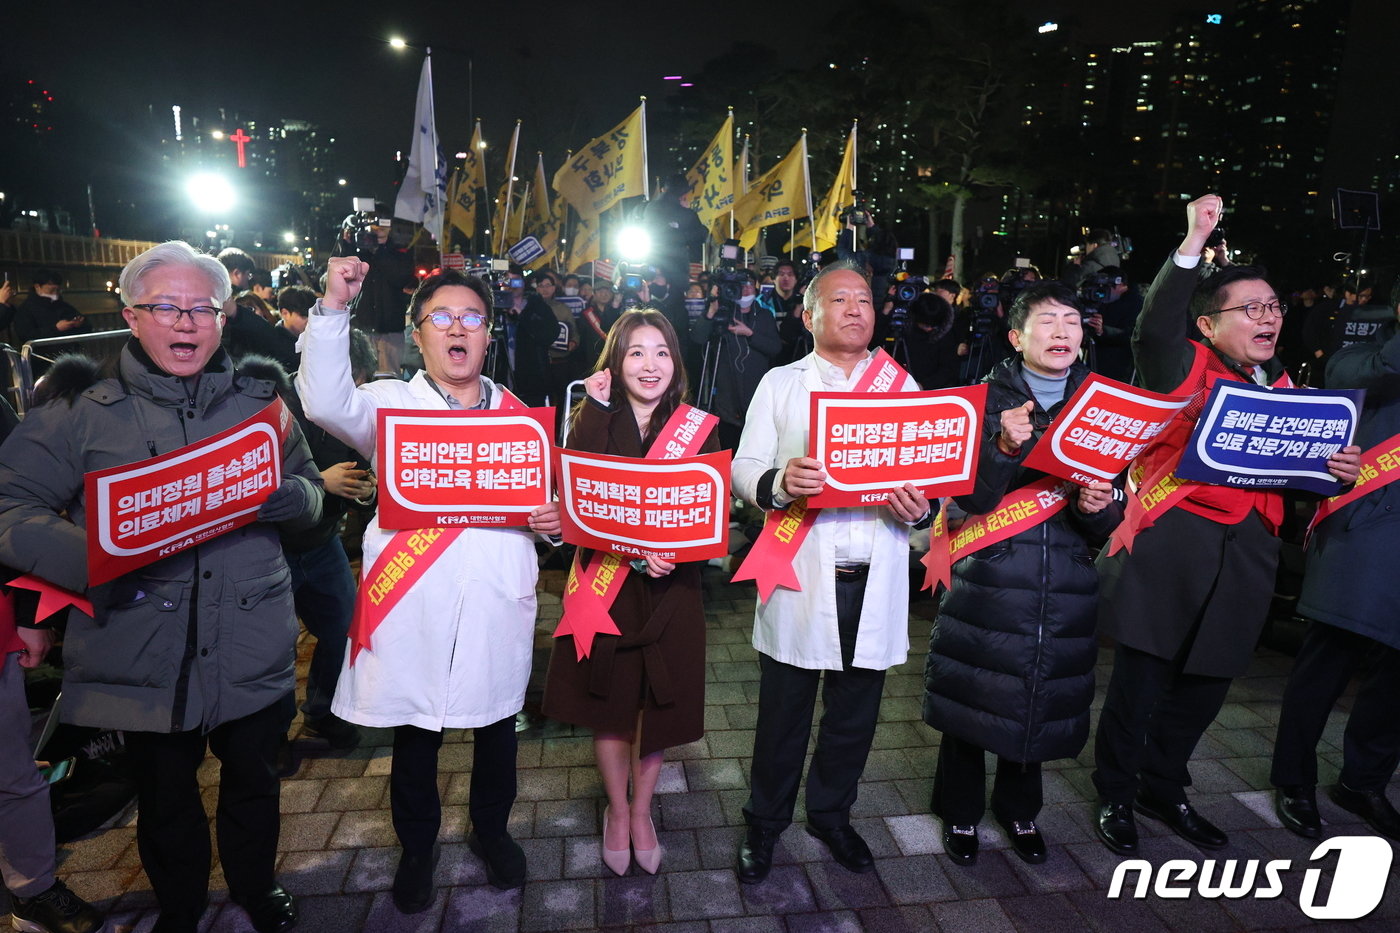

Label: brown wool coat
[541,399,717,756]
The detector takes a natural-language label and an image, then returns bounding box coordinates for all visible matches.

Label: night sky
[5,0,1216,211]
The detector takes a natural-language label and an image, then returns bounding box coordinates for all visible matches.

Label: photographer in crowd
[331,208,416,378]
[757,260,807,363]
[690,267,781,450]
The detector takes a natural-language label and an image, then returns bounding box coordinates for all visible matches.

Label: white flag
[393,51,446,241]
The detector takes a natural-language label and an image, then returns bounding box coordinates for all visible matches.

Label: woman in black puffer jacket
[923,283,1123,867]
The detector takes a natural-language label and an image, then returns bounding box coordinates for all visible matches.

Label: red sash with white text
[554,404,718,659]
[920,475,1070,591]
[348,388,526,664]
[731,349,909,602]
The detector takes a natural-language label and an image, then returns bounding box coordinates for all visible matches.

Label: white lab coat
[296,306,536,730]
[731,351,915,672]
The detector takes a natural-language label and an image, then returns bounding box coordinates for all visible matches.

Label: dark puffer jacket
[922,357,1122,763]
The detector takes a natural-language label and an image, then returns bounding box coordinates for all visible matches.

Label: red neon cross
[230,128,250,168]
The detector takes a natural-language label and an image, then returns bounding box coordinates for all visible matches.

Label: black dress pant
[932,733,1043,825]
[1091,642,1231,805]
[743,574,887,832]
[1271,620,1400,791]
[390,716,518,855]
[125,692,294,927]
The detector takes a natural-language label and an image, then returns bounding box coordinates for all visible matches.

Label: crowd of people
[0,190,1396,933]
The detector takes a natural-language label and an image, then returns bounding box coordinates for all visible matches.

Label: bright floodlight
[389,36,407,49]
[282,231,297,244]
[616,226,651,261]
[187,174,235,214]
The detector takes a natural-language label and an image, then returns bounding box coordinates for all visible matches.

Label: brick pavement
[6,565,1399,932]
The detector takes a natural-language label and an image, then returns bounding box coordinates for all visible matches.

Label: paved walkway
[8,565,1399,931]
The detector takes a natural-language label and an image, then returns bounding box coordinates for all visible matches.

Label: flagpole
[801,131,816,255]
[498,120,521,255]
[639,97,650,202]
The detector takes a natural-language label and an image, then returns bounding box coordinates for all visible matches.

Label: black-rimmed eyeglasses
[418,310,488,331]
[130,303,224,327]
[1210,300,1288,320]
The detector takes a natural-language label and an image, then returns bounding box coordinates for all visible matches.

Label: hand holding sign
[1329,446,1362,485]
[885,481,931,524]
[642,554,676,578]
[998,401,1036,456]
[1076,481,1115,515]
[528,501,562,537]
[323,461,374,500]
[324,256,369,311]
[782,456,827,498]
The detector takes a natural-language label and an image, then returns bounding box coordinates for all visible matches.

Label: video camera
[613,260,655,310]
[272,262,319,291]
[971,276,1002,341]
[341,197,391,252]
[1078,271,1116,309]
[709,242,748,328]
[887,248,923,336]
[463,258,517,337]
[839,190,873,228]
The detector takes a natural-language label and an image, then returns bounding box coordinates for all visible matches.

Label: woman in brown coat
[542,308,717,875]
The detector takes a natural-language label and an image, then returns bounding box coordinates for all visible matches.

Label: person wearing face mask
[13,269,90,347]
[689,268,781,450]
[922,283,1122,867]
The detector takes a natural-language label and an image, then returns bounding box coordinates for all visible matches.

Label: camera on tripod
[1077,271,1115,309]
[839,190,872,228]
[888,249,924,337]
[709,242,747,327]
[971,276,1002,340]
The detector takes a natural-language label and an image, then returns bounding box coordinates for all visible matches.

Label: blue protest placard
[1176,381,1363,495]
[508,236,545,266]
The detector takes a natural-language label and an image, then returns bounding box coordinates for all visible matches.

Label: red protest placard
[555,449,731,562]
[806,386,986,507]
[1022,374,1190,486]
[85,398,292,586]
[377,407,554,529]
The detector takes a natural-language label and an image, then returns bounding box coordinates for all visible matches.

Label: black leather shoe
[231,885,297,933]
[806,823,875,874]
[942,824,979,866]
[1275,785,1321,839]
[8,879,106,933]
[303,713,361,749]
[1329,784,1400,841]
[468,830,527,889]
[392,844,440,914]
[997,817,1047,864]
[736,825,780,884]
[1095,800,1138,855]
[1134,792,1228,850]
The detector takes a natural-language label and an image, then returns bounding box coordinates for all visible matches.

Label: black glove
[257,477,312,523]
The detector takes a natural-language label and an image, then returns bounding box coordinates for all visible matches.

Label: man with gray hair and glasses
[0,240,323,933]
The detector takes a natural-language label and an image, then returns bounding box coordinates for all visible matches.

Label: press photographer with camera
[901,291,963,389]
[1082,266,1142,384]
[1063,227,1123,288]
[959,273,1014,382]
[690,265,780,450]
[332,202,416,378]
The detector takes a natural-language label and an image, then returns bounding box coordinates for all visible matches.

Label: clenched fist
[997,400,1036,456]
[324,256,369,311]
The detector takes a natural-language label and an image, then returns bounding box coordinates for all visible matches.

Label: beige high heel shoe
[632,814,662,874]
[602,806,631,875]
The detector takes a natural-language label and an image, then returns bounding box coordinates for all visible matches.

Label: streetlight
[282,231,297,244]
[389,36,407,49]
[186,173,235,214]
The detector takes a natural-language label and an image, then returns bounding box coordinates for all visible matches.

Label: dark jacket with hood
[0,341,322,733]
[923,357,1123,763]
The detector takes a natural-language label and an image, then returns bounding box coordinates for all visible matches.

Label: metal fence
[3,328,133,416]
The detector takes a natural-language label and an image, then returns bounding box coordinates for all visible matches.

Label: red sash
[731,349,909,602]
[554,404,718,659]
[1108,361,1293,556]
[348,387,526,664]
[1306,429,1400,542]
[920,476,1069,591]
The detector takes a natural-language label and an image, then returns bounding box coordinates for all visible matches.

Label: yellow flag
[523,153,560,270]
[733,134,811,250]
[785,122,857,253]
[444,120,486,249]
[685,112,733,237]
[552,102,648,218]
[568,209,602,269]
[491,120,521,255]
[812,122,857,252]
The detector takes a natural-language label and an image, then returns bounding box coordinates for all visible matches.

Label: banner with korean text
[807,386,986,507]
[1021,374,1190,486]
[85,398,292,586]
[552,102,647,218]
[555,449,730,562]
[376,407,554,528]
[1176,382,1362,495]
[686,111,734,236]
